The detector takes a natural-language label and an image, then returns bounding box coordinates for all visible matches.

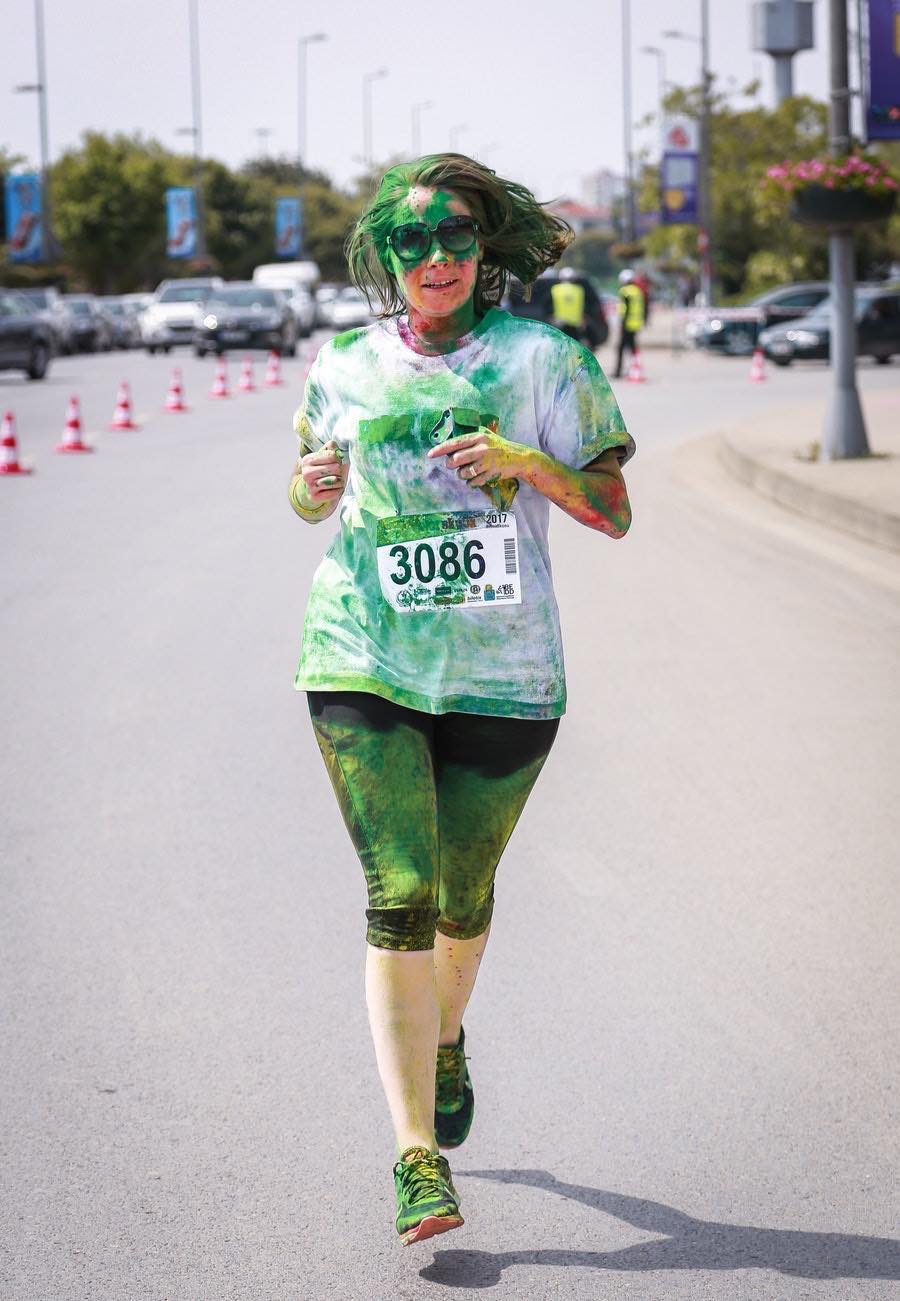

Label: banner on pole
[275,197,302,257]
[166,187,197,258]
[4,173,43,263]
[866,0,900,139]
[660,151,699,225]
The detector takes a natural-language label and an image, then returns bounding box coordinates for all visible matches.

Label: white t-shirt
[293,306,634,719]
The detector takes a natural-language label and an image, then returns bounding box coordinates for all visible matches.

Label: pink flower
[884,178,899,190]
[825,179,835,189]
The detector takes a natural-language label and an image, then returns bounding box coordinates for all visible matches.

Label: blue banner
[866,0,900,139]
[166,187,197,259]
[4,173,43,263]
[660,152,699,225]
[275,196,302,258]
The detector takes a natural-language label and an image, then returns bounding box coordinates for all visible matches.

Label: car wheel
[772,356,792,367]
[146,345,157,355]
[27,341,50,380]
[193,345,205,358]
[874,353,891,365]
[162,345,171,354]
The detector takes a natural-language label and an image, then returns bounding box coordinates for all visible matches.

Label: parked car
[193,283,298,356]
[0,290,53,379]
[13,286,75,355]
[699,282,830,354]
[286,286,316,337]
[314,283,342,327]
[758,286,900,365]
[142,277,223,353]
[99,297,141,348]
[64,295,113,352]
[251,264,318,336]
[327,286,374,331]
[502,272,609,348]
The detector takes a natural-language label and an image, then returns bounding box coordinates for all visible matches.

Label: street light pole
[298,32,327,173]
[411,100,432,158]
[821,0,869,459]
[362,68,388,170]
[14,0,54,260]
[622,0,636,242]
[699,0,713,305]
[640,44,668,143]
[449,123,468,152]
[187,0,206,260]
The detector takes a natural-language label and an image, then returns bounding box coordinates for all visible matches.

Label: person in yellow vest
[549,266,605,347]
[614,268,645,377]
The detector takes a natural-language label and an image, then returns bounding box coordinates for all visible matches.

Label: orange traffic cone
[109,380,139,430]
[264,350,284,387]
[164,367,188,412]
[238,354,256,392]
[626,347,646,383]
[56,395,93,453]
[749,346,767,383]
[209,357,230,398]
[0,410,33,475]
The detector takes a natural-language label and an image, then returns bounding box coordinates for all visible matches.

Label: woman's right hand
[297,440,348,506]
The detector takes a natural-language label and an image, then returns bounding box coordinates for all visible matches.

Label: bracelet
[290,477,329,516]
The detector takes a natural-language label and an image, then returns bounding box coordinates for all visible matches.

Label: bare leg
[434,927,490,1047]
[365,945,440,1155]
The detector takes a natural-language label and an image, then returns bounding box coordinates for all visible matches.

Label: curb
[719,435,900,555]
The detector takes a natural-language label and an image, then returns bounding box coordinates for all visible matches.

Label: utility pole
[187,0,206,260]
[362,68,388,170]
[411,101,432,158]
[14,0,54,260]
[622,0,636,242]
[821,0,869,459]
[698,0,712,305]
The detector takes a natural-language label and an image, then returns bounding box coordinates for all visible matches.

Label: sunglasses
[387,215,479,264]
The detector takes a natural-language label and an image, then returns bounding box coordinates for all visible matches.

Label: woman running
[288,154,635,1246]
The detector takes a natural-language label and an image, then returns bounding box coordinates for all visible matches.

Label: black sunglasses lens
[392,224,430,261]
[438,216,477,252]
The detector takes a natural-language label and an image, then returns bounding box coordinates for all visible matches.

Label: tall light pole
[449,123,468,152]
[663,19,712,303]
[640,44,668,145]
[411,100,432,158]
[13,0,53,261]
[821,0,868,459]
[362,68,388,169]
[622,0,636,241]
[187,0,206,260]
[298,32,327,173]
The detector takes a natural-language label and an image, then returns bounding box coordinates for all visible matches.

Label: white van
[252,262,319,337]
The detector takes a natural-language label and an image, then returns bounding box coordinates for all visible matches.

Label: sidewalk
[718,386,900,554]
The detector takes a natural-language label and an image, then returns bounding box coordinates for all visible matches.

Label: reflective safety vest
[550,281,586,328]
[618,283,645,331]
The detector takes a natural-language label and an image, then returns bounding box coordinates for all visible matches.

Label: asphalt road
[2,340,899,1301]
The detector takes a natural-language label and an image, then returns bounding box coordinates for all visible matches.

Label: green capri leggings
[307,691,559,951]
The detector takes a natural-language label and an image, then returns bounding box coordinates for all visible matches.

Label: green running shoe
[435,1026,475,1149]
[393,1147,463,1245]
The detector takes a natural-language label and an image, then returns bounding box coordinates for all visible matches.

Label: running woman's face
[386,186,482,323]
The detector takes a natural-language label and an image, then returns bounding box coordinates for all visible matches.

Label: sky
[3,0,836,203]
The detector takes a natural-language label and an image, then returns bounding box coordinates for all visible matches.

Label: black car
[758,286,900,365]
[502,272,609,348]
[193,284,298,357]
[64,295,113,352]
[13,286,76,355]
[0,290,53,379]
[700,282,830,354]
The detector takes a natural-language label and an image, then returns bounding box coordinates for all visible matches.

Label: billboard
[275,196,302,258]
[166,187,197,258]
[660,115,699,225]
[866,0,900,140]
[4,173,43,263]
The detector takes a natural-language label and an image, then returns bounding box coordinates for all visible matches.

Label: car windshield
[104,302,125,315]
[68,301,92,315]
[20,290,49,307]
[801,293,884,324]
[158,286,210,303]
[207,288,277,307]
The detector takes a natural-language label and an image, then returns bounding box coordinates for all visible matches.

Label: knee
[436,893,494,943]
[366,904,440,951]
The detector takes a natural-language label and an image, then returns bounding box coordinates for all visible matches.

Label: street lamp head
[301,31,328,45]
[14,83,42,93]
[640,45,661,56]
[662,28,700,42]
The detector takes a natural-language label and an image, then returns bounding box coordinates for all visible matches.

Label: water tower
[751,0,815,104]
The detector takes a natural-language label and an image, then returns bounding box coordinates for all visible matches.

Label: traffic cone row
[209,357,230,399]
[165,367,188,412]
[109,380,139,430]
[626,347,646,384]
[56,395,93,454]
[749,346,767,383]
[1,411,33,475]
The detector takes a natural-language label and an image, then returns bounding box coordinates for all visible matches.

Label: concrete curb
[719,434,900,555]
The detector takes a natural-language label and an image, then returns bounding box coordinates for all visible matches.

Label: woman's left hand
[426,426,533,489]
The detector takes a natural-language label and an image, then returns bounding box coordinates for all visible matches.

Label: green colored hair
[345,153,573,317]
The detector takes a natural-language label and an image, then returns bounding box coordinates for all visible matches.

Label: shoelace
[397,1151,451,1204]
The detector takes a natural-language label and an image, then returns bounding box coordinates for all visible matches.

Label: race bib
[376,510,522,613]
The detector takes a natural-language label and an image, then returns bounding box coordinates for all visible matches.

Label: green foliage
[559,230,617,281]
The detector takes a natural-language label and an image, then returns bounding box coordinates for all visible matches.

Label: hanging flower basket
[761,154,898,228]
[789,184,896,227]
